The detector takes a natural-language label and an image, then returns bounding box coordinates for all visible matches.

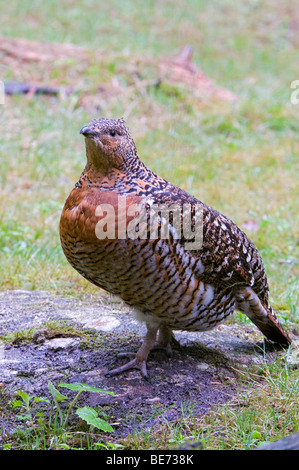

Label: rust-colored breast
[60,184,143,245]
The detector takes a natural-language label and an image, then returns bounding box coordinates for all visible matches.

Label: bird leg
[107,323,159,379]
[152,324,176,357]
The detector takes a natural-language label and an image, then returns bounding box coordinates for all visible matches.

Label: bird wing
[142,181,267,296]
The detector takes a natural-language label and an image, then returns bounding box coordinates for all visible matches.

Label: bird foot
[106,352,149,379]
[106,324,175,379]
[106,342,173,379]
[151,341,173,357]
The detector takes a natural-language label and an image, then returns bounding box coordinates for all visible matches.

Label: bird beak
[80,126,98,138]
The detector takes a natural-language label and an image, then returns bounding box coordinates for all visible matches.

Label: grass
[0,1,298,301]
[0,0,298,450]
[121,354,299,450]
[198,356,299,450]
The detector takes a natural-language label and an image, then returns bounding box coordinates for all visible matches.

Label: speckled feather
[60,118,291,376]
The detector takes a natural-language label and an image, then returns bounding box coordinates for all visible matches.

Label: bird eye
[110,130,116,137]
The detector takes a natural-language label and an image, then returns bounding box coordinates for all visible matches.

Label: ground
[0,289,290,444]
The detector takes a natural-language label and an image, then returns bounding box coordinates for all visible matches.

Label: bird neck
[84,139,147,180]
[84,142,120,175]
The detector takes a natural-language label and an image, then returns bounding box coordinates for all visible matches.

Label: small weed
[8,381,115,450]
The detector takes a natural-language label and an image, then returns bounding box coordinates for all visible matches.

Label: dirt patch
[0,289,281,438]
[0,36,237,109]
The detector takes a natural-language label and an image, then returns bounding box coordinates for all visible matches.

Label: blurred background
[0,0,298,325]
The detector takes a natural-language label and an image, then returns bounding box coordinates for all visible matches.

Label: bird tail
[236,287,292,347]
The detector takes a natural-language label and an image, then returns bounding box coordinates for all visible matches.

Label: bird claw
[151,342,173,357]
[107,342,173,379]
[106,354,149,379]
[117,352,136,360]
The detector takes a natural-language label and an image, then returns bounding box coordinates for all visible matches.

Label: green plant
[57,382,114,432]
[13,390,50,447]
[12,381,115,450]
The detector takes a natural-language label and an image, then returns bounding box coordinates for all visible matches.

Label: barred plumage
[60,118,291,378]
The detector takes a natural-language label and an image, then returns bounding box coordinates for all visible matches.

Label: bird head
[80,118,138,174]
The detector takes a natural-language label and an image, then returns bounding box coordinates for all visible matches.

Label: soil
[0,289,286,440]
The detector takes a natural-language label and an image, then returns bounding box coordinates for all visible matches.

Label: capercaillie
[59,118,292,378]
